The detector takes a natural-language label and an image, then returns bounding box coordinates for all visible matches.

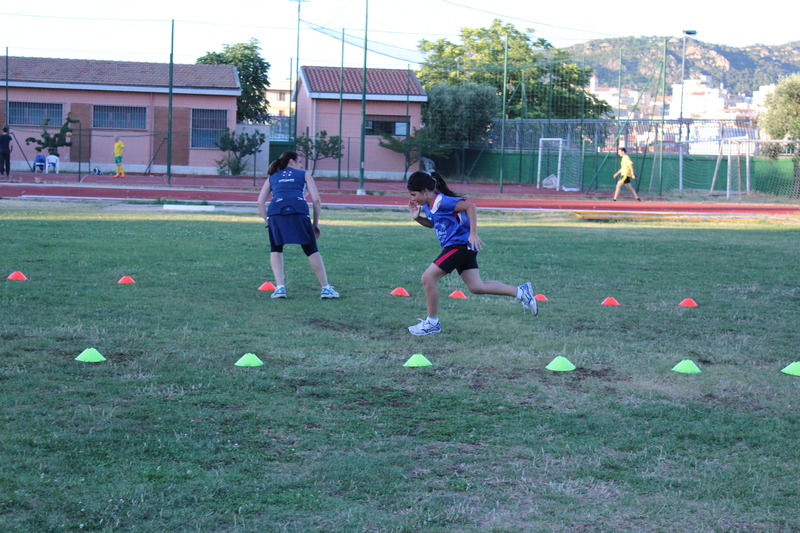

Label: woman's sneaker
[271,286,287,299]
[408,318,442,336]
[517,282,538,316]
[320,285,339,299]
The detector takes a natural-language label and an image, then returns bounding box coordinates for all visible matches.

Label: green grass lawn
[1,200,799,533]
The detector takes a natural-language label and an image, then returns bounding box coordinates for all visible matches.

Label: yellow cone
[235,353,264,367]
[672,359,701,373]
[403,353,432,367]
[546,356,576,371]
[76,348,106,362]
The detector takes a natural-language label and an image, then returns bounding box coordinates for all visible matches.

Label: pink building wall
[3,86,237,172]
[295,92,424,178]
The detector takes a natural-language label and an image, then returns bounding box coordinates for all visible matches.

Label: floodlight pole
[499,35,508,194]
[291,0,309,147]
[4,47,8,129]
[357,0,368,195]
[678,30,696,144]
[337,28,344,189]
[167,19,174,185]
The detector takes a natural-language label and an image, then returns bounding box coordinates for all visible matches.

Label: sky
[2,0,797,82]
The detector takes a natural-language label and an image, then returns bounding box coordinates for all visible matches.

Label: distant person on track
[613,147,641,201]
[0,127,13,179]
[257,151,339,300]
[113,137,125,178]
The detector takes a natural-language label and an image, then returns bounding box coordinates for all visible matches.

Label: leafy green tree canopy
[198,39,271,123]
[761,73,800,197]
[423,83,499,145]
[761,74,800,140]
[417,19,610,119]
[25,114,80,156]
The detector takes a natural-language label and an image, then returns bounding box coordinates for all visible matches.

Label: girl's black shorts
[433,245,478,274]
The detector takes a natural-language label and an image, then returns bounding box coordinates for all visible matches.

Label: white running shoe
[518,282,538,316]
[271,286,287,299]
[408,318,442,336]
[320,285,339,299]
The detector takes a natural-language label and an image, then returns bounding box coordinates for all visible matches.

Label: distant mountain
[563,37,800,95]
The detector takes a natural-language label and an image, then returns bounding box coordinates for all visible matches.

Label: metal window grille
[365,115,409,136]
[93,105,147,129]
[191,109,228,148]
[269,116,292,141]
[8,102,63,126]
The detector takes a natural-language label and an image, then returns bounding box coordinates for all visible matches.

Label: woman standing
[257,151,338,299]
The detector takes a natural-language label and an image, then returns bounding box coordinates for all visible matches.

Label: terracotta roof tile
[301,66,425,96]
[0,56,240,90]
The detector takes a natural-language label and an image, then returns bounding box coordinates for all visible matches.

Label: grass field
[1,199,799,533]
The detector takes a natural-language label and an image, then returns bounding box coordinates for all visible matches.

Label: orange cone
[601,297,620,306]
[679,298,698,307]
[449,290,467,299]
[7,271,28,281]
[535,294,548,301]
[118,276,135,284]
[258,281,276,291]
[390,287,410,296]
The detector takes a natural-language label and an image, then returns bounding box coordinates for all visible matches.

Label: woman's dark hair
[267,151,298,176]
[407,171,463,198]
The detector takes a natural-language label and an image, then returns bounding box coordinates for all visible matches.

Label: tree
[25,114,80,156]
[295,131,343,173]
[404,83,501,177]
[214,129,266,175]
[198,39,271,123]
[422,83,499,146]
[378,127,453,176]
[417,19,610,119]
[761,74,800,197]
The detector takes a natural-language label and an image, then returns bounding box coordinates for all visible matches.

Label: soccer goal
[537,138,582,191]
[710,139,799,199]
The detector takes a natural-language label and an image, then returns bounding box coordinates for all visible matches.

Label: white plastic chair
[46,155,59,174]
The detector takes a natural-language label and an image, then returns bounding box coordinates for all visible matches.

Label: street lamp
[290,0,309,146]
[678,30,697,142]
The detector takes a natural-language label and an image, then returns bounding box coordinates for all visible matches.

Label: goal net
[537,138,582,192]
[710,139,800,199]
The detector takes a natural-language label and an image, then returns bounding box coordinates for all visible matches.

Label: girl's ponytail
[407,171,463,198]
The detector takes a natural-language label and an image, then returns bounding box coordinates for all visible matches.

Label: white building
[670,76,774,120]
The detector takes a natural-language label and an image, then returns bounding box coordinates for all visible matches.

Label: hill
[563,36,800,95]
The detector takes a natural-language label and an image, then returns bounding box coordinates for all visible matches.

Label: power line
[437,0,624,38]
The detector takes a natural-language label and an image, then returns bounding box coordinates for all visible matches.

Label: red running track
[2,174,800,215]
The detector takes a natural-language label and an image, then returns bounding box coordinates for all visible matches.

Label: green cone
[780,362,800,376]
[404,354,432,367]
[672,359,701,374]
[76,348,106,363]
[546,356,576,371]
[235,353,264,367]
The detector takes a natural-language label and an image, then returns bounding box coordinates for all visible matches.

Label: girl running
[406,171,537,336]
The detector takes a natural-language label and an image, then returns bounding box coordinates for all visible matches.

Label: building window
[191,109,228,148]
[365,115,409,136]
[93,105,147,129]
[278,92,287,101]
[8,102,63,126]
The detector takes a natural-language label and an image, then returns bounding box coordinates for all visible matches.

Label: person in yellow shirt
[612,147,641,201]
[113,137,125,178]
